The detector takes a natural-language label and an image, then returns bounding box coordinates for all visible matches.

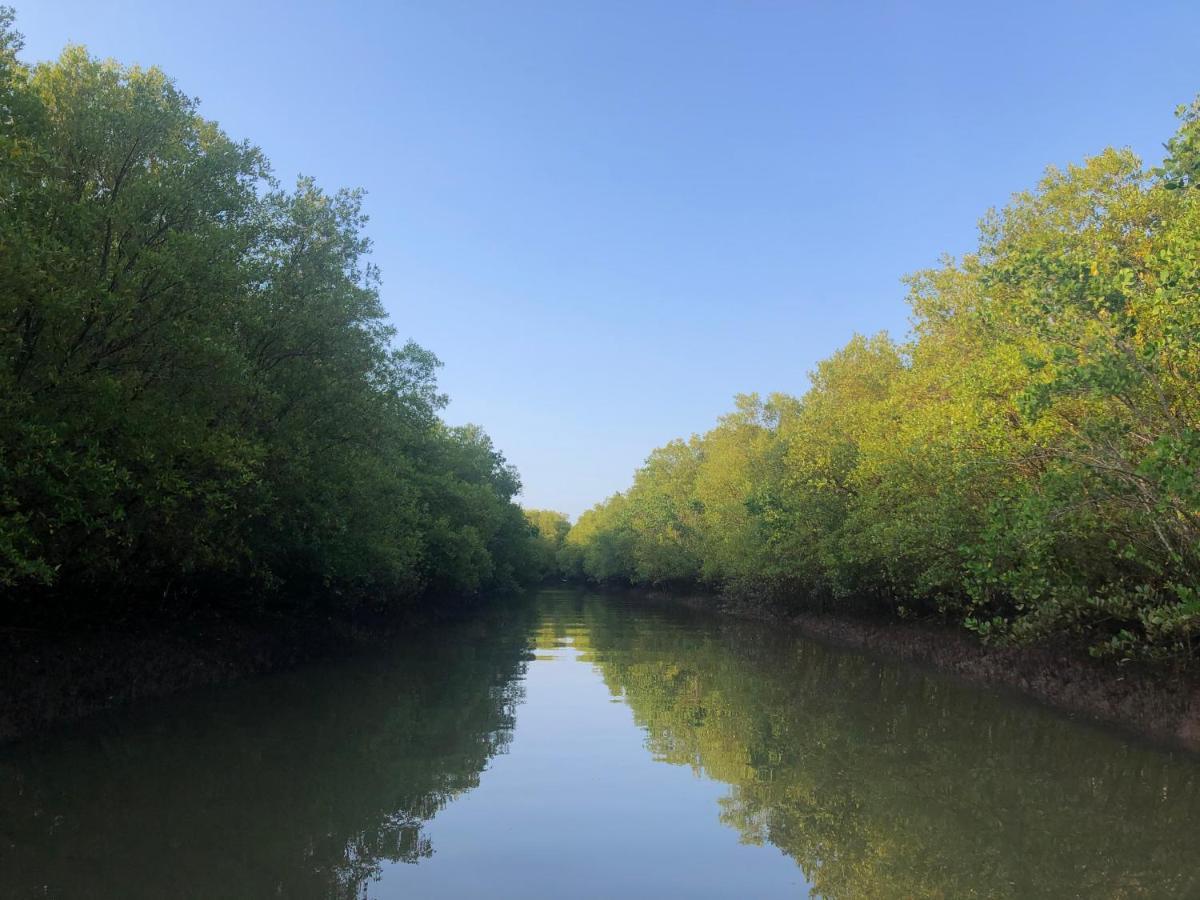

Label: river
[2,588,1198,898]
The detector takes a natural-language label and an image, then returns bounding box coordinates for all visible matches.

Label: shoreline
[7,584,1200,753]
[0,600,488,745]
[0,612,368,744]
[638,588,1200,753]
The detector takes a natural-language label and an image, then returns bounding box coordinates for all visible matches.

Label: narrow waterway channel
[3,588,1198,898]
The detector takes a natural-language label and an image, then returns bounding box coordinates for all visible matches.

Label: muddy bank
[0,598,496,744]
[640,588,1200,752]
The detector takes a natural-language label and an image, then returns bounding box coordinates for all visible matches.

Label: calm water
[2,589,1199,898]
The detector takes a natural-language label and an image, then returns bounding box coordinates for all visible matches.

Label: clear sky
[18,1,1200,518]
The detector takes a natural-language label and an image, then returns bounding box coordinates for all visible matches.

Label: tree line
[0,11,547,619]
[559,101,1200,663]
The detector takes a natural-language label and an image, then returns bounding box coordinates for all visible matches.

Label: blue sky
[19,1,1200,517]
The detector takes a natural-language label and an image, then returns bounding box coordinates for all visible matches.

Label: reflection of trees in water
[577,596,1200,899]
[0,601,537,900]
[7,593,1199,899]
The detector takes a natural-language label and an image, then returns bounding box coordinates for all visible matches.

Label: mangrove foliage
[561,101,1200,663]
[0,11,544,619]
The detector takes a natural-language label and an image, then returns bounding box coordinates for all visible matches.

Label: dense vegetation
[562,102,1200,662]
[0,12,543,620]
[523,508,571,582]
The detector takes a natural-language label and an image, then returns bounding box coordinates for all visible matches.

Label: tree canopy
[563,102,1200,663]
[0,11,543,617]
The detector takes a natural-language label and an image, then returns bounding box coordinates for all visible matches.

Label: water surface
[2,589,1198,898]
